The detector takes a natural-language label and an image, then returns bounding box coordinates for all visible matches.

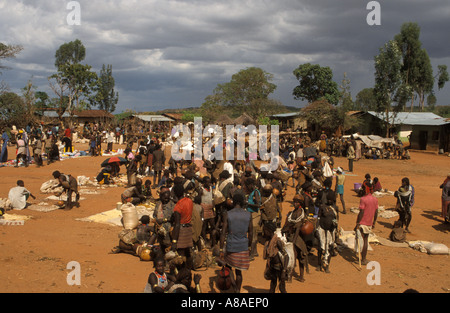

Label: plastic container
[354,183,362,190]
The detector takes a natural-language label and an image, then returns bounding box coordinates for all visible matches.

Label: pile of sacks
[0,198,12,210]
[408,241,449,255]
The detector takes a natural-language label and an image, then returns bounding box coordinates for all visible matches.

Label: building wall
[409,125,441,151]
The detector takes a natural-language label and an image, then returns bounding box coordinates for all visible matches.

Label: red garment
[64,128,71,138]
[358,194,378,226]
[174,197,193,224]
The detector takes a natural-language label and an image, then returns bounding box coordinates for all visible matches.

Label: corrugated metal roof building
[350,111,450,152]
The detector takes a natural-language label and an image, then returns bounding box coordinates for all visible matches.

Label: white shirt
[8,186,31,210]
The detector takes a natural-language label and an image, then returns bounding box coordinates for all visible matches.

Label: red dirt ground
[1,143,449,293]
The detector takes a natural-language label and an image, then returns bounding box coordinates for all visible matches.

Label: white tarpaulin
[353,134,396,149]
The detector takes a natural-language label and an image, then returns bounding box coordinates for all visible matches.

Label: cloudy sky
[1,0,449,113]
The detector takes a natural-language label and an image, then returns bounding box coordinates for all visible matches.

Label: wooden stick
[357,228,362,269]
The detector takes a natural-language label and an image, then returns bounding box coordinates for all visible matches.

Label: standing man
[219,192,253,293]
[151,187,175,251]
[355,182,378,265]
[152,144,166,187]
[347,140,355,173]
[394,177,414,233]
[31,135,44,167]
[172,184,194,270]
[334,167,346,214]
[244,177,261,259]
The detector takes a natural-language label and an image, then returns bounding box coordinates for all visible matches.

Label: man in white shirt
[8,180,36,210]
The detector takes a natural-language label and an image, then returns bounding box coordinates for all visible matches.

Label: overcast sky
[1,0,449,113]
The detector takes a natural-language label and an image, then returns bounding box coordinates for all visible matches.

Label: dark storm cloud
[1,0,449,112]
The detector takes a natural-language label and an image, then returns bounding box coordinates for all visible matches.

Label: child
[89,135,97,156]
[144,256,176,293]
[136,215,152,244]
[142,180,153,199]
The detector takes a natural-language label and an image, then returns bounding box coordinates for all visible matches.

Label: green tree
[54,39,86,69]
[354,88,377,111]
[204,67,279,121]
[300,99,342,133]
[414,48,434,111]
[49,39,98,119]
[0,92,26,127]
[21,80,37,121]
[292,63,341,105]
[435,65,449,91]
[374,40,403,137]
[394,22,422,111]
[34,91,50,115]
[92,64,119,113]
[0,42,23,74]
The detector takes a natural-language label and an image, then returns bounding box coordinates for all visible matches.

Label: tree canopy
[292,63,341,105]
[201,67,282,122]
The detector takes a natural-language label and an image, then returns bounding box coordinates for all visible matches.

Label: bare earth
[1,143,449,294]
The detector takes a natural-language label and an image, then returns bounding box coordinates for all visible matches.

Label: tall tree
[49,39,97,119]
[292,63,341,105]
[339,72,354,111]
[205,67,280,120]
[414,49,434,111]
[300,99,342,134]
[394,22,422,111]
[435,65,449,91]
[91,64,119,113]
[34,91,50,115]
[374,40,403,137]
[54,39,86,69]
[354,88,377,111]
[0,42,23,74]
[0,92,26,127]
[21,80,37,121]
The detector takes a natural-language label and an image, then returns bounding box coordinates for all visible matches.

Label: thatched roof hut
[214,114,234,126]
[235,112,255,126]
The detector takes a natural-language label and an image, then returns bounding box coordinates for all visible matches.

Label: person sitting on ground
[136,215,152,244]
[142,179,153,199]
[121,178,146,205]
[144,256,176,293]
[168,267,202,293]
[389,220,407,242]
[373,177,382,192]
[361,173,373,195]
[8,180,36,210]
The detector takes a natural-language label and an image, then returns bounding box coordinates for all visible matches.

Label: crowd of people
[1,121,448,294]
[104,129,426,294]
